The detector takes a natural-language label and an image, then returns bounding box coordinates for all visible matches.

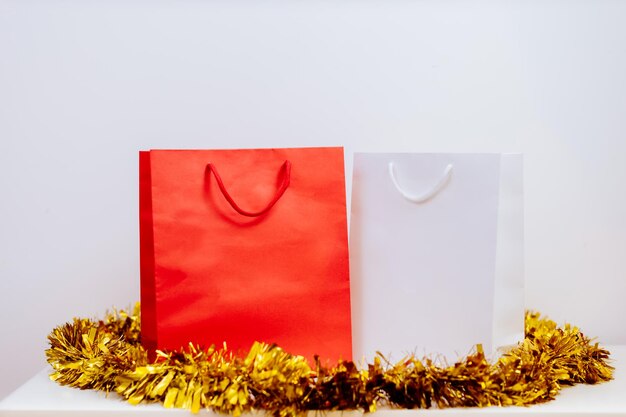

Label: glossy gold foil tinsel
[46,304,613,416]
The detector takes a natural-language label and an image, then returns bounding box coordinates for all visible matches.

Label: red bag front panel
[140,147,351,363]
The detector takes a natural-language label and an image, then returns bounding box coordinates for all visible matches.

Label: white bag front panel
[350,153,509,361]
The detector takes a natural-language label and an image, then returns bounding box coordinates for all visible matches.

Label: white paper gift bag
[350,153,524,361]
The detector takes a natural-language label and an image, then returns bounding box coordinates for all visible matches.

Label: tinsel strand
[46,304,613,416]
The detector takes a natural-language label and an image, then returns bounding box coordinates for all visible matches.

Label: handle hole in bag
[388,162,453,203]
[205,160,291,217]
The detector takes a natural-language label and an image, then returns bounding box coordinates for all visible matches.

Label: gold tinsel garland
[46,304,613,416]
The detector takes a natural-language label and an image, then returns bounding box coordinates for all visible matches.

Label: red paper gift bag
[140,147,352,363]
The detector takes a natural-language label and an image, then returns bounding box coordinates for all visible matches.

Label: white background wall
[1,0,625,400]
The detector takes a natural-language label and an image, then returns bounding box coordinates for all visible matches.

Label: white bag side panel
[492,154,525,351]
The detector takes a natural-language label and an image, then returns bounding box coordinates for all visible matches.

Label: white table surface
[1,346,625,417]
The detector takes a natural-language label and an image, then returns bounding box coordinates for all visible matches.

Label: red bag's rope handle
[205,160,291,217]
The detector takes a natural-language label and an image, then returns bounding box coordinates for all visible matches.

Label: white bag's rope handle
[388,162,453,203]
